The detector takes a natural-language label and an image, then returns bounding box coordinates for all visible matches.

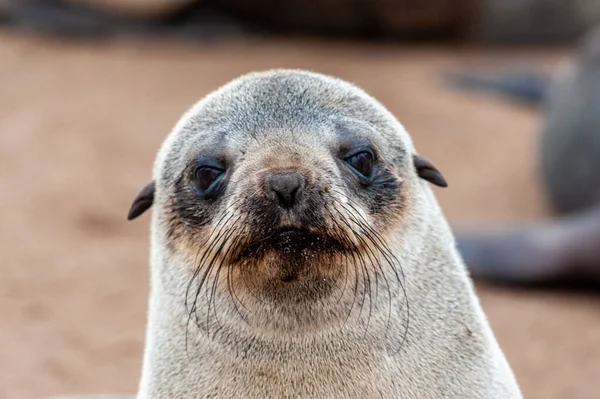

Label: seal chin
[230,224,347,294]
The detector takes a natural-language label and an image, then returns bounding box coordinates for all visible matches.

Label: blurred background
[1,1,599,398]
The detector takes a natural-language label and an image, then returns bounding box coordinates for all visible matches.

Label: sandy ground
[0,33,599,398]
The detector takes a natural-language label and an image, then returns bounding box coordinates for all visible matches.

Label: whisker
[331,188,410,353]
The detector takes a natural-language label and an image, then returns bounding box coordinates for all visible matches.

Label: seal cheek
[368,169,404,213]
[358,170,408,235]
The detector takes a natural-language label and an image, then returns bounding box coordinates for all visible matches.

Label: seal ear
[413,154,448,188]
[128,180,155,220]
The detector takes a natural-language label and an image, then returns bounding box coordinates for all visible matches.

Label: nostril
[268,172,304,209]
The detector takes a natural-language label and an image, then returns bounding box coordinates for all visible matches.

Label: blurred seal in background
[451,25,600,287]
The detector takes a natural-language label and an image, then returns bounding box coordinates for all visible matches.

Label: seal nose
[267,171,304,209]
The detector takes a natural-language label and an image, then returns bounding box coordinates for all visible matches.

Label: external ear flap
[127,180,155,220]
[413,154,448,188]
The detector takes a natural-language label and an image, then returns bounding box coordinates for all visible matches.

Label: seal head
[129,69,446,333]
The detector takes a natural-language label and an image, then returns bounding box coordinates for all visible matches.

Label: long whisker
[329,205,377,336]
[185,197,244,315]
[201,215,245,336]
[344,201,410,352]
[331,188,410,353]
[189,210,241,332]
[185,204,241,350]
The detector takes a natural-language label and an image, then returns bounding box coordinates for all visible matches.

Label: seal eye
[193,167,224,193]
[345,151,374,179]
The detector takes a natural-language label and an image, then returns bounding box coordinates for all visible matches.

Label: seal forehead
[154,69,414,180]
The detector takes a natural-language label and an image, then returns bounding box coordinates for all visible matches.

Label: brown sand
[0,33,598,398]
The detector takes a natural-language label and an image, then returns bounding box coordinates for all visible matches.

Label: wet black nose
[267,171,304,209]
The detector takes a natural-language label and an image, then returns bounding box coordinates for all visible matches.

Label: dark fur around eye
[340,148,403,215]
[164,165,225,241]
[367,168,402,214]
[344,151,374,180]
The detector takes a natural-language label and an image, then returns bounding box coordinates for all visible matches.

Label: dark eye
[345,151,374,179]
[193,167,224,193]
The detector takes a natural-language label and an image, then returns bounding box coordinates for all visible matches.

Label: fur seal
[127,69,521,398]
[451,25,600,286]
[54,69,522,398]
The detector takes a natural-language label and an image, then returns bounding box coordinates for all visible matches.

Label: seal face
[164,83,408,332]
[130,70,446,335]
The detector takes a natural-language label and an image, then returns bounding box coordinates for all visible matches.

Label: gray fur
[126,69,523,398]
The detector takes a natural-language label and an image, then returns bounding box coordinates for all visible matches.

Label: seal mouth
[271,227,311,239]
[235,224,346,262]
[266,227,327,252]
